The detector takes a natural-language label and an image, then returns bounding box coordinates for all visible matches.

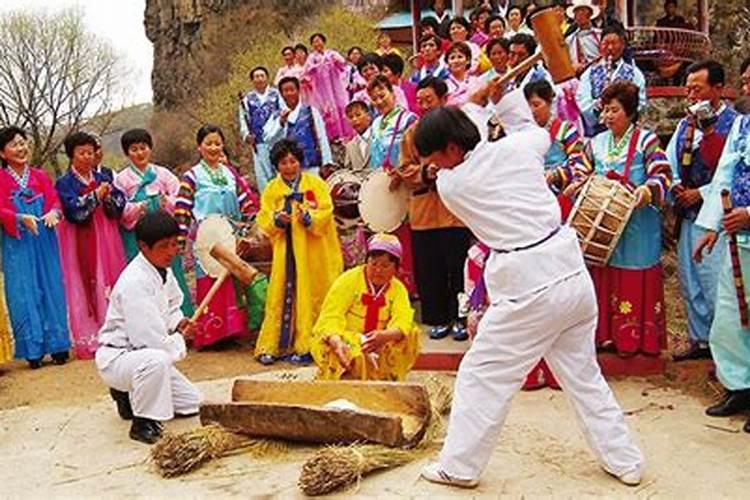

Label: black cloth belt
[493,226,561,254]
[99,343,143,351]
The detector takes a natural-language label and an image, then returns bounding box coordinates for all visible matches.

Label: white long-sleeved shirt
[437,90,587,299]
[96,253,186,369]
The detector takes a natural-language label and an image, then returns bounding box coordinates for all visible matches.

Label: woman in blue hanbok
[0,126,70,369]
[581,82,672,357]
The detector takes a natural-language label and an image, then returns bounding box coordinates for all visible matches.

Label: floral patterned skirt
[589,263,666,356]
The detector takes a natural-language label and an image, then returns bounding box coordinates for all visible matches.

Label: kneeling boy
[95,211,202,444]
[311,233,420,381]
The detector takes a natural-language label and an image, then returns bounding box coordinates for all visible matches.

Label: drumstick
[190,269,230,323]
[721,189,749,329]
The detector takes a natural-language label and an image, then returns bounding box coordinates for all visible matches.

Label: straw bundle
[298,375,454,496]
[151,424,288,477]
[299,444,420,496]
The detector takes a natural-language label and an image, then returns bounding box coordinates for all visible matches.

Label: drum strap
[493,226,561,254]
[382,110,406,171]
[621,127,641,184]
[549,118,562,142]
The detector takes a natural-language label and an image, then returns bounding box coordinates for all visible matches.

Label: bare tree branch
[0,8,131,170]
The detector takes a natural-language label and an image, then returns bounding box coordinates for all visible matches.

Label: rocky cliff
[145,0,392,109]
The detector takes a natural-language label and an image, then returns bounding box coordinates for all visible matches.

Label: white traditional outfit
[566,27,602,67]
[695,114,750,392]
[95,253,201,421]
[239,86,282,192]
[264,101,333,176]
[428,90,643,483]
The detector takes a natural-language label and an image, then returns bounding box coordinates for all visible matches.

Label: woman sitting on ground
[311,233,420,381]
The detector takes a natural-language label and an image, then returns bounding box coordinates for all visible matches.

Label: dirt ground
[2,257,748,497]
[2,367,750,498]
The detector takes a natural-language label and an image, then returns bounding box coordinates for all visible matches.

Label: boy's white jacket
[438,89,587,300]
[96,253,187,370]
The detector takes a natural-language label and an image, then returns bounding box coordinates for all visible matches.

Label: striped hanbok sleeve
[642,130,672,207]
[175,169,196,244]
[554,121,592,190]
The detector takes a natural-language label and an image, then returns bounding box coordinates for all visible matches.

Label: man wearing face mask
[666,60,738,362]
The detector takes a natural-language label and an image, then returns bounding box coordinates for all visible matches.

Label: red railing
[625,27,711,64]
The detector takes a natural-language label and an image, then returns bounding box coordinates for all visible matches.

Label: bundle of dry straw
[298,375,453,496]
[151,424,288,477]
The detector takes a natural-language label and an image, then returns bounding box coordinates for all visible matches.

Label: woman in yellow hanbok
[311,233,420,381]
[256,139,343,365]
[0,272,13,363]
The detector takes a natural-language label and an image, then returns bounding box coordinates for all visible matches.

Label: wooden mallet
[495,7,577,87]
[190,243,259,323]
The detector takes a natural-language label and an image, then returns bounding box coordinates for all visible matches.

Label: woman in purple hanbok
[302,33,353,142]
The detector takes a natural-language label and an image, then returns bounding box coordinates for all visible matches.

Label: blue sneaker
[289,353,313,365]
[452,324,469,341]
[258,354,275,365]
[429,325,451,340]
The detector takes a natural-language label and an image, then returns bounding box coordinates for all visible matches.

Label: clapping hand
[20,214,38,235]
[96,182,111,200]
[41,211,60,228]
[275,211,291,226]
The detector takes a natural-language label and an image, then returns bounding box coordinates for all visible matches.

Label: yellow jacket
[255,173,343,357]
[311,266,420,381]
[0,275,13,363]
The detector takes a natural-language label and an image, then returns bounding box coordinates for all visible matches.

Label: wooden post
[697,0,709,34]
[411,0,420,55]
[453,0,463,18]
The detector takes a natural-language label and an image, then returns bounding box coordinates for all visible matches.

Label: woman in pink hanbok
[302,33,353,141]
[444,42,480,107]
[56,132,127,359]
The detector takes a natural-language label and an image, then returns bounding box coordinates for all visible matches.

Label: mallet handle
[191,269,230,323]
[495,53,544,87]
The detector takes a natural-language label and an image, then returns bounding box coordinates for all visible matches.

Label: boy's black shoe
[129,417,162,444]
[109,388,134,420]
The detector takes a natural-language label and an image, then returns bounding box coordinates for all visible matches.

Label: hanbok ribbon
[604,128,641,189]
[361,291,387,333]
[132,165,161,212]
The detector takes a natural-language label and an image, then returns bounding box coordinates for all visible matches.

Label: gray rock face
[145,0,393,109]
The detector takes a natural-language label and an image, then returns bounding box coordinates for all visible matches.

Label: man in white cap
[414,81,644,489]
[565,0,602,75]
